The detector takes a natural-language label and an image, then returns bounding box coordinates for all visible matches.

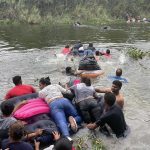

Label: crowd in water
[0,42,129,150]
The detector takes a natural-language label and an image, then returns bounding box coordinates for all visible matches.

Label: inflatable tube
[24,114,51,124]
[8,93,38,105]
[79,70,104,78]
[13,98,50,120]
[25,119,57,134]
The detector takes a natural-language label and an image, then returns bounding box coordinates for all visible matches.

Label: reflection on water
[0,24,150,150]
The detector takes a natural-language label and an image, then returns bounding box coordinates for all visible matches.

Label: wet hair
[65,67,72,74]
[1,101,14,116]
[81,77,91,86]
[39,77,51,86]
[113,80,122,89]
[106,49,110,54]
[116,68,122,77]
[89,43,93,47]
[9,121,25,141]
[104,92,116,106]
[12,76,22,85]
[95,51,100,56]
[54,137,72,150]
[65,45,69,48]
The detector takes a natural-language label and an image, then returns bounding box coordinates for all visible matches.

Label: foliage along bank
[0,0,150,25]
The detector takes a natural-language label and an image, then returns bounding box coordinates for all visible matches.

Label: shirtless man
[95,80,124,109]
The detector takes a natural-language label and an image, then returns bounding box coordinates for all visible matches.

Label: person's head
[104,92,116,108]
[54,137,72,150]
[9,121,25,142]
[95,51,100,56]
[65,45,70,48]
[111,80,122,94]
[39,77,51,90]
[1,101,14,117]
[116,68,122,77]
[106,49,110,54]
[81,77,91,86]
[12,76,22,86]
[89,43,93,47]
[65,67,72,74]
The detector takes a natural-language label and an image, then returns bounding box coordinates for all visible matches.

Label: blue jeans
[49,98,82,136]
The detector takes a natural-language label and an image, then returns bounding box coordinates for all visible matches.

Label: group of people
[0,66,127,150]
[61,42,111,60]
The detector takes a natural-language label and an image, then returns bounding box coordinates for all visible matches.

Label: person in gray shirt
[70,77,102,123]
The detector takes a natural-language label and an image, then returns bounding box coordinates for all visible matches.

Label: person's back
[62,45,71,55]
[5,76,36,100]
[39,83,67,103]
[0,101,16,130]
[99,105,126,137]
[2,140,33,150]
[71,83,95,102]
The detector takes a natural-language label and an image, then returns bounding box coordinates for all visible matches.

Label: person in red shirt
[5,76,36,100]
[61,45,71,55]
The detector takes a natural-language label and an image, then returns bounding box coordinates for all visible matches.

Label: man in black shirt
[87,92,126,138]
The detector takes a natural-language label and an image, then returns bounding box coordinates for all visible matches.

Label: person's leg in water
[87,99,102,122]
[78,101,92,123]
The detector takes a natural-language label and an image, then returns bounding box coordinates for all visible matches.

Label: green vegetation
[127,47,150,60]
[74,134,106,150]
[0,0,150,24]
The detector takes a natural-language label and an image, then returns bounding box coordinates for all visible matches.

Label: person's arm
[95,87,111,93]
[34,140,40,150]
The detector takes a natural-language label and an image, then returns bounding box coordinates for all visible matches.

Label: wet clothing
[5,85,36,100]
[62,48,71,55]
[71,83,101,123]
[70,83,95,103]
[108,75,128,83]
[96,105,126,138]
[0,117,17,130]
[1,140,33,150]
[78,56,100,71]
[49,98,81,136]
[39,85,81,136]
[84,49,93,56]
[87,46,96,52]
[39,84,67,103]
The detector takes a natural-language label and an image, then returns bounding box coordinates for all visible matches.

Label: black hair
[1,101,14,116]
[104,92,116,106]
[89,43,93,47]
[106,49,110,54]
[9,121,25,141]
[95,51,100,56]
[54,137,72,150]
[65,67,72,74]
[39,77,51,86]
[81,77,91,86]
[113,80,122,89]
[65,45,69,48]
[116,68,122,77]
[12,76,22,85]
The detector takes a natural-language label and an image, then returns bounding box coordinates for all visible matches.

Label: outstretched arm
[95,87,111,93]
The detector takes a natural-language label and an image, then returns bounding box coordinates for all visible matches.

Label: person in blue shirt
[108,68,128,83]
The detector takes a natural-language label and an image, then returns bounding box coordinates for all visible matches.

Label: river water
[0,23,150,149]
